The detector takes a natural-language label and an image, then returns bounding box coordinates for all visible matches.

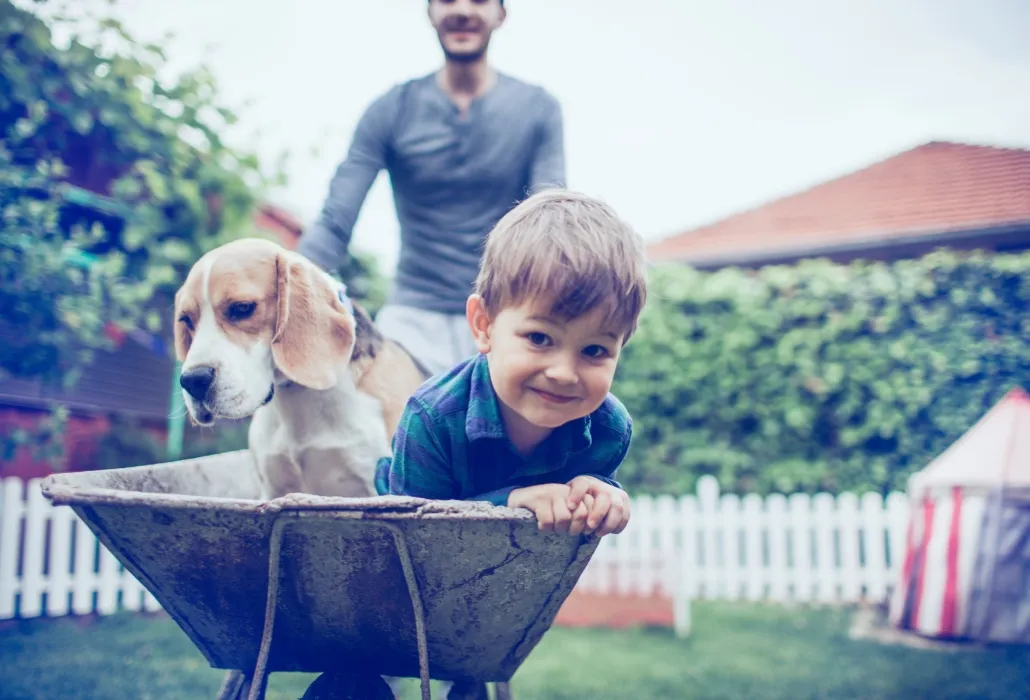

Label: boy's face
[428,0,506,63]
[467,295,625,446]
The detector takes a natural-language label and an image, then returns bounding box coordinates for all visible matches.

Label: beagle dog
[172,237,429,500]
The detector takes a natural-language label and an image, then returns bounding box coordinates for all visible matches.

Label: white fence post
[813,493,837,604]
[71,511,97,615]
[721,492,742,600]
[47,504,75,616]
[766,493,789,603]
[697,476,721,599]
[0,475,912,622]
[19,481,47,617]
[0,478,23,618]
[742,493,765,601]
[789,492,814,602]
[837,492,861,601]
[861,492,889,600]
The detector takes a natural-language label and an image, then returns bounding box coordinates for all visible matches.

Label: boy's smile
[530,387,578,404]
[466,294,624,455]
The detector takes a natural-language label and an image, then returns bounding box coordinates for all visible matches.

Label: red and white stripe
[891,488,985,638]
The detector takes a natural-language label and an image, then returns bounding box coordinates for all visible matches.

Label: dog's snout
[180,366,216,401]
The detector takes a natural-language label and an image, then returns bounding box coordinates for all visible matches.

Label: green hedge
[613,249,1030,496]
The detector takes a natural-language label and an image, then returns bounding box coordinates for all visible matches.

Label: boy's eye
[527,332,552,347]
[583,345,611,359]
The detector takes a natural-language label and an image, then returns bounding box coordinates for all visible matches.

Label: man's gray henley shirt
[298,71,566,315]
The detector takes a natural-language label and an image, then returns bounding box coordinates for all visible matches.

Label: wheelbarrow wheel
[300,670,396,700]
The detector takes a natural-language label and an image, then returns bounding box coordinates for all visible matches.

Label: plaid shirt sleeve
[582,418,631,491]
[469,485,517,507]
[374,399,459,500]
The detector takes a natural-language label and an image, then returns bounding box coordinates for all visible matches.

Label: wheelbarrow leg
[217,670,259,700]
[494,681,513,700]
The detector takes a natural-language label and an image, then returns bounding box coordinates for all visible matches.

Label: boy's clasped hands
[508,475,631,537]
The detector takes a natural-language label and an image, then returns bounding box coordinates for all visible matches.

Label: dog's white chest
[249,381,391,500]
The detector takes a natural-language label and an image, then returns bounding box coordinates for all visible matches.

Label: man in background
[299,0,566,376]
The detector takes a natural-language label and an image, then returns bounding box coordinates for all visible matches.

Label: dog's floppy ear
[172,289,192,362]
[271,253,355,390]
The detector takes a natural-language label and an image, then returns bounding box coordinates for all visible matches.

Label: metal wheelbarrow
[40,450,599,699]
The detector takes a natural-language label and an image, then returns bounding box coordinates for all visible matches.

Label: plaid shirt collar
[463,354,593,464]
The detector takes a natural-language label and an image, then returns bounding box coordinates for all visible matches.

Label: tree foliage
[0,0,277,465]
[614,249,1030,496]
[0,0,271,384]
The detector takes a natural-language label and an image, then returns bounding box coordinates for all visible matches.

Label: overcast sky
[65,0,1030,272]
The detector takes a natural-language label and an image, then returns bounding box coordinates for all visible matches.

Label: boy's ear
[466,294,492,354]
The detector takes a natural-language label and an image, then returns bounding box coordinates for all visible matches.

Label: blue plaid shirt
[374,353,632,506]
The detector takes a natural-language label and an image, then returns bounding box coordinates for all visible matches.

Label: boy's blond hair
[474,188,648,340]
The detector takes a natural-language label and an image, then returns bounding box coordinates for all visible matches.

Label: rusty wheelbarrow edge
[39,478,538,522]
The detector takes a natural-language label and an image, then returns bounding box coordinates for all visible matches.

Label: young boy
[374,188,648,538]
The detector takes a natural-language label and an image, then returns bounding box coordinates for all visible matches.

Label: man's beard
[438,32,491,63]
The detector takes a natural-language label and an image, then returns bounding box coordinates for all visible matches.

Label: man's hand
[508,484,584,535]
[566,476,631,537]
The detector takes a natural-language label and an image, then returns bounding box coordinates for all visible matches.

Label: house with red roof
[646,141,1030,269]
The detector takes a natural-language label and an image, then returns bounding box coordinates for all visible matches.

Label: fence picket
[0,476,914,621]
[0,478,23,618]
[697,476,720,598]
[742,494,764,601]
[71,514,97,615]
[766,493,789,603]
[679,494,699,600]
[19,482,47,618]
[885,492,910,580]
[813,493,837,603]
[861,492,888,601]
[788,493,813,602]
[96,545,121,615]
[837,493,861,601]
[721,493,742,600]
[47,505,74,616]
[633,495,657,596]
[655,495,678,597]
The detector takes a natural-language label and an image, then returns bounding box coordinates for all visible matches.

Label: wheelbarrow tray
[40,450,598,683]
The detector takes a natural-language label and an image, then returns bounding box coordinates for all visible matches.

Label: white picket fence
[0,474,910,621]
[577,476,910,607]
[0,477,161,619]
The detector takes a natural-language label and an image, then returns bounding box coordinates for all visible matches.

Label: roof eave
[653,220,1030,270]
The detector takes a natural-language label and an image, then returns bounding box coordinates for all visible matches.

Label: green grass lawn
[1,602,1028,699]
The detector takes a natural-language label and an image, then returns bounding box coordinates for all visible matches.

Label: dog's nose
[179,366,215,401]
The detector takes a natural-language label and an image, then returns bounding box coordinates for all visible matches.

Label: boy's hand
[566,476,631,537]
[568,493,595,537]
[508,484,580,534]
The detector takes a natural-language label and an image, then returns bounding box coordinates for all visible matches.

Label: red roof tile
[647,141,1030,265]
[254,202,304,250]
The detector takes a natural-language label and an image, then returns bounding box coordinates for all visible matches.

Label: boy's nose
[544,358,578,384]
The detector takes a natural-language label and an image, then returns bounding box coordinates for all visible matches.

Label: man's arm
[375,399,459,500]
[527,91,566,194]
[297,88,399,271]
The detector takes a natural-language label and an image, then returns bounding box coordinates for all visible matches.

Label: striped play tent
[889,387,1030,643]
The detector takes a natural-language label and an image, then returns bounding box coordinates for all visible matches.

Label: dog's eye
[227,301,257,322]
[177,314,194,331]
